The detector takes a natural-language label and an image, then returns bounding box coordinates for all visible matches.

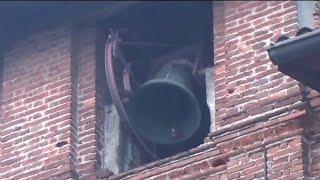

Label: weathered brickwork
[1,1,320,180]
[0,26,73,179]
[98,108,308,180]
[214,1,301,128]
[72,26,100,179]
[0,24,104,179]
[303,86,320,179]
[99,1,320,179]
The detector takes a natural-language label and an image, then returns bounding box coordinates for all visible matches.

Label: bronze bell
[127,63,201,144]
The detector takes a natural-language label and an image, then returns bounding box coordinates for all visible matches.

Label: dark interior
[105,1,213,68]
[103,2,213,159]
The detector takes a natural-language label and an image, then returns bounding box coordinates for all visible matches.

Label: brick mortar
[107,130,305,180]
[1,1,319,179]
[0,26,74,179]
[209,101,307,138]
[214,1,301,129]
[69,25,81,179]
[74,26,99,179]
[104,107,308,179]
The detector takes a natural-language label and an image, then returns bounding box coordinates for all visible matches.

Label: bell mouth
[127,80,201,144]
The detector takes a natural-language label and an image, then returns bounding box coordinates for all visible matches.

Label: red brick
[1,2,314,180]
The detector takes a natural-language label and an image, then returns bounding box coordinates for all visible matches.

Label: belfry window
[99,2,214,173]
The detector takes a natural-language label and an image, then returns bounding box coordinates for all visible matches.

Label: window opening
[101,2,213,173]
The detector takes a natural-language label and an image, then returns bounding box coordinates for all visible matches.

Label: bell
[127,63,201,144]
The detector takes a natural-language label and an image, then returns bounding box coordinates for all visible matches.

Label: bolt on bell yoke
[127,62,201,144]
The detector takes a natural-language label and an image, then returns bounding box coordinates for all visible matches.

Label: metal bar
[120,41,179,47]
[264,147,268,180]
[104,31,158,160]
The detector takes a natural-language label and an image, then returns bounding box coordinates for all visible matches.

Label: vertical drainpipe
[296,1,316,29]
[264,147,268,180]
[295,3,316,179]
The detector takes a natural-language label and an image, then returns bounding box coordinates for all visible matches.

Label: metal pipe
[264,147,268,180]
[297,1,316,29]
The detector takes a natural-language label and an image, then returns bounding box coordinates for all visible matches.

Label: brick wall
[99,1,320,179]
[214,1,301,129]
[1,1,320,180]
[0,26,74,179]
[100,108,308,180]
[0,20,152,179]
[303,86,320,178]
[0,24,105,179]
[298,2,320,175]
[72,26,100,179]
[302,3,320,175]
